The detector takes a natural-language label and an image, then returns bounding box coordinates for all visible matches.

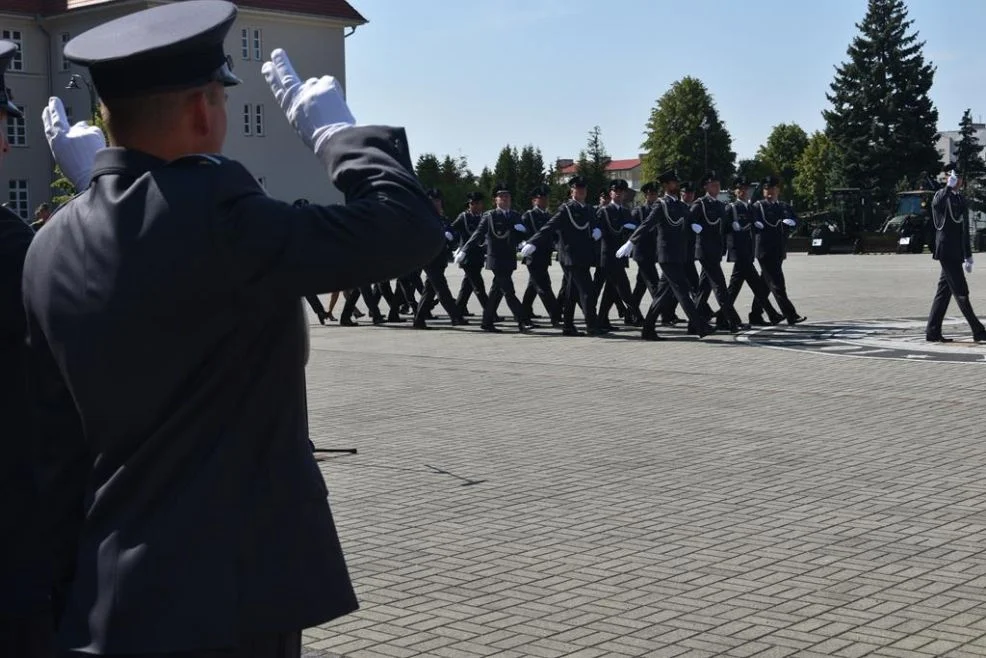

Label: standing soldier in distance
[455,184,530,332]
[413,188,469,329]
[751,175,807,325]
[926,163,986,342]
[452,191,490,317]
[30,3,444,654]
[520,185,561,326]
[521,176,603,336]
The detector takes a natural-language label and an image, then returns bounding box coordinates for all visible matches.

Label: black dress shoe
[598,323,617,333]
[641,329,664,341]
[974,333,986,343]
[450,317,470,326]
[462,310,476,317]
[412,321,431,330]
[524,322,541,329]
[340,318,358,327]
[528,312,543,319]
[661,315,682,326]
[316,312,328,326]
[352,309,365,319]
[562,326,582,336]
[748,315,768,326]
[386,313,406,323]
[788,315,808,325]
[372,314,386,325]
[494,315,505,323]
[481,325,502,333]
[926,334,953,343]
[768,315,784,325]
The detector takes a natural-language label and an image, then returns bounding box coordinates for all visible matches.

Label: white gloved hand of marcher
[444,231,454,241]
[262,48,356,163]
[691,223,703,234]
[948,173,959,188]
[782,218,796,227]
[616,241,633,258]
[453,249,465,264]
[42,96,105,191]
[514,223,527,232]
[520,243,536,258]
[732,221,742,232]
[592,228,602,241]
[965,257,974,273]
[623,223,637,230]
[754,221,765,229]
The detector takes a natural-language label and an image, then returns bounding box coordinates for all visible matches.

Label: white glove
[42,96,105,191]
[732,221,742,232]
[615,241,633,258]
[965,257,974,273]
[948,173,959,188]
[444,231,454,241]
[513,223,527,232]
[754,221,765,229]
[622,223,637,230]
[262,48,356,163]
[691,224,703,234]
[782,218,796,227]
[592,228,602,241]
[453,249,466,265]
[520,243,536,258]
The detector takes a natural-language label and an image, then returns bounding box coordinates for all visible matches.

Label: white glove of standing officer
[948,173,959,189]
[513,224,526,232]
[262,48,356,164]
[453,249,465,264]
[732,221,742,232]
[42,96,105,191]
[520,243,536,258]
[591,228,602,241]
[615,241,633,258]
[691,224,703,234]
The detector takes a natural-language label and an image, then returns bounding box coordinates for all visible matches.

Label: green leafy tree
[414,153,442,190]
[492,145,520,200]
[793,131,842,210]
[823,0,941,208]
[477,166,495,199]
[955,108,986,211]
[736,158,771,185]
[640,76,735,185]
[756,123,809,201]
[575,125,611,202]
[515,145,546,208]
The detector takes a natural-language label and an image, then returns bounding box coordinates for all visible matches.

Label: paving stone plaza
[301,254,986,658]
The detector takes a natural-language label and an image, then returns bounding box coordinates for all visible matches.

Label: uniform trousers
[643,262,701,333]
[483,269,526,328]
[727,260,781,323]
[416,264,462,324]
[597,265,639,323]
[694,259,737,326]
[757,257,799,320]
[63,631,301,658]
[521,261,560,322]
[562,265,598,330]
[456,261,489,314]
[927,258,986,337]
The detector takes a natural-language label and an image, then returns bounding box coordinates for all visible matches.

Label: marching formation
[309,170,809,340]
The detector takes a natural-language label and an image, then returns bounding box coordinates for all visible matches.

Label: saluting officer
[724,177,784,327]
[690,171,740,333]
[630,181,660,309]
[751,175,806,325]
[451,191,490,317]
[596,179,642,328]
[521,176,603,336]
[456,184,530,332]
[625,169,708,340]
[520,184,561,325]
[926,163,986,342]
[414,188,469,329]
[28,2,444,654]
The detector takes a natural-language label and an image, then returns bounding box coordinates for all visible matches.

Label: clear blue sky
[343,0,984,173]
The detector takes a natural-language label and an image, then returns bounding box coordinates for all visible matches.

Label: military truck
[880,190,934,254]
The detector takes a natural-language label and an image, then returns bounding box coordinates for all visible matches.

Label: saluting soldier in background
[522,176,603,336]
[690,171,740,333]
[414,188,469,329]
[926,163,986,342]
[520,185,561,326]
[456,184,530,332]
[751,175,807,325]
[452,191,490,317]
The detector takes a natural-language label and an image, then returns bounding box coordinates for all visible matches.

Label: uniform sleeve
[461,214,490,253]
[630,206,659,244]
[529,207,567,249]
[210,126,444,296]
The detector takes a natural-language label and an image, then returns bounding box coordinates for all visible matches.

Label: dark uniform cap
[700,170,719,186]
[530,184,550,198]
[732,176,749,188]
[63,0,242,101]
[640,182,657,194]
[762,174,781,187]
[657,169,679,184]
[943,162,958,174]
[466,191,485,202]
[493,182,511,196]
[426,188,443,200]
[680,181,694,193]
[568,175,587,188]
[609,179,629,192]
[0,40,22,119]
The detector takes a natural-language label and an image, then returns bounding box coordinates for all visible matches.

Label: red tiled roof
[4,0,367,22]
[559,158,641,175]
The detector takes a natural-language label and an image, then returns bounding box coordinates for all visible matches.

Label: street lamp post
[699,116,710,172]
[66,73,97,122]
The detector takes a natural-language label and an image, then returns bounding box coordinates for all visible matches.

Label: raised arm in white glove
[691,224,703,234]
[262,48,356,165]
[42,96,105,191]
[948,173,959,189]
[965,257,974,274]
[754,221,765,229]
[732,221,742,232]
[591,228,602,241]
[782,218,796,227]
[513,223,527,232]
[520,243,536,258]
[615,241,633,258]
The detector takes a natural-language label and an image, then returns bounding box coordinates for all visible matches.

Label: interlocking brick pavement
[300,254,986,656]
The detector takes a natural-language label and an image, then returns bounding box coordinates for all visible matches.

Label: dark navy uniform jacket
[596,203,635,270]
[21,126,442,654]
[451,210,485,266]
[725,199,756,263]
[931,187,972,263]
[630,194,691,264]
[690,194,727,261]
[461,208,526,272]
[752,199,796,261]
[521,206,552,268]
[630,202,655,265]
[527,199,598,268]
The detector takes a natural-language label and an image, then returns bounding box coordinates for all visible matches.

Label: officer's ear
[187,83,224,138]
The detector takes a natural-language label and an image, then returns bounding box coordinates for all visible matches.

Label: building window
[1,30,22,71]
[6,105,25,146]
[240,28,249,60]
[8,179,28,219]
[60,33,70,70]
[254,104,264,136]
[252,29,262,61]
[242,104,252,135]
